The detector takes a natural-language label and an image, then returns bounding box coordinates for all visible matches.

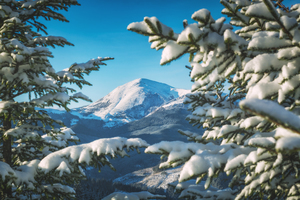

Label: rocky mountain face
[45,78,203,180]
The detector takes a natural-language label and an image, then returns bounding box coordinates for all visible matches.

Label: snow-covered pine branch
[0,137,148,199]
[129,0,300,199]
[169,180,238,199]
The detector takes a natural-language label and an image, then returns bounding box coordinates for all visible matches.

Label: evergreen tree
[0,1,148,199]
[128,0,300,199]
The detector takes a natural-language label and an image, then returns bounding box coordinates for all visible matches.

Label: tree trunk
[2,115,12,197]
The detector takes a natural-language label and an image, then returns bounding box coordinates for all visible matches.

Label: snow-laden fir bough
[0,1,150,199]
[128,0,300,199]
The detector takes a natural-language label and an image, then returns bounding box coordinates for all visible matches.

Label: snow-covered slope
[72,78,189,127]
[113,166,231,192]
[113,166,182,190]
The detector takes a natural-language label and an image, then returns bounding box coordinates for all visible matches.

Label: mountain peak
[132,78,151,83]
[126,78,173,90]
[76,79,190,126]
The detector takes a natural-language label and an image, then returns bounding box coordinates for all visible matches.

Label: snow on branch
[177,23,205,45]
[245,1,278,21]
[145,141,254,187]
[32,36,74,48]
[41,127,79,148]
[71,92,91,102]
[275,127,300,152]
[0,161,16,182]
[38,137,149,174]
[170,179,237,199]
[160,40,189,65]
[192,9,215,25]
[68,57,114,73]
[127,16,175,38]
[240,99,300,134]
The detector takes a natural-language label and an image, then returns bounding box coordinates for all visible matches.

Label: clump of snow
[280,15,297,30]
[246,2,278,20]
[0,161,16,181]
[0,101,15,113]
[31,92,70,105]
[192,9,213,24]
[72,92,91,101]
[177,23,203,44]
[275,127,300,152]
[41,127,78,148]
[248,32,292,50]
[240,99,300,133]
[160,40,188,65]
[128,16,174,37]
[14,160,39,189]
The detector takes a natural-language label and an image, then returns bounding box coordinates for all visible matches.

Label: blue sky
[31,0,297,108]
[35,0,225,108]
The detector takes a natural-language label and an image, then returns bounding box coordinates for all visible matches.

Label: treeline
[75,178,179,200]
[75,178,115,200]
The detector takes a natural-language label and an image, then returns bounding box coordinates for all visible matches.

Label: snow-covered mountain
[45,78,203,180]
[71,78,189,127]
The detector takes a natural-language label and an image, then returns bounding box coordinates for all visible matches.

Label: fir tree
[0,1,148,199]
[128,0,300,199]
